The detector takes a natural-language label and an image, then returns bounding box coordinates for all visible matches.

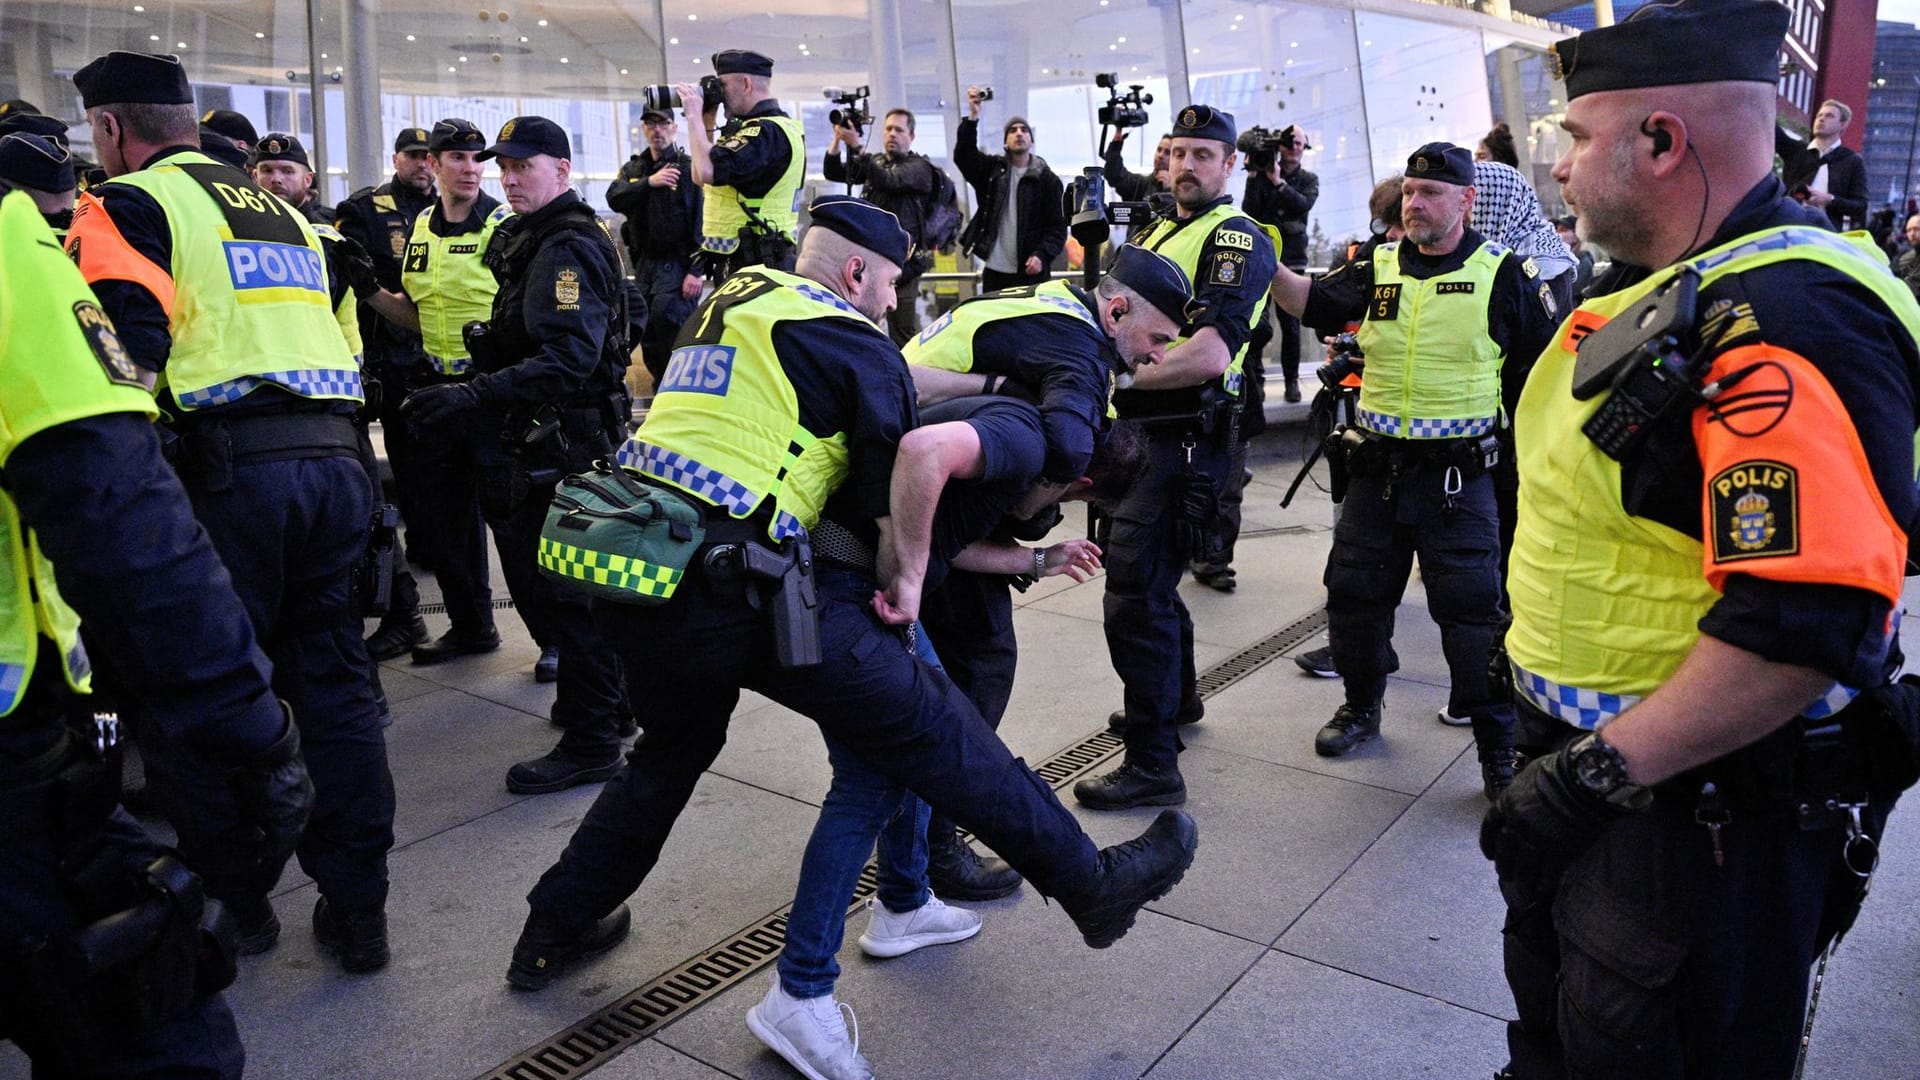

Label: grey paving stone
[1067,744,1412,945]
[1186,656,1476,797]
[1279,750,1514,1018]
[226,771,819,1080]
[372,663,443,705]
[709,698,836,807]
[1800,805,1920,1079]
[1146,949,1508,1079]
[656,890,1261,1080]
[380,687,568,846]
[590,1038,736,1078]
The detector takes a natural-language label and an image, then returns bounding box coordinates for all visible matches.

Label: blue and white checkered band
[614,440,805,539]
[1222,369,1244,396]
[426,352,473,376]
[1035,293,1099,328]
[791,281,865,318]
[1688,226,1885,278]
[66,639,90,682]
[769,510,803,541]
[1800,682,1861,720]
[173,367,364,410]
[0,662,25,712]
[1514,658,1861,730]
[700,235,742,254]
[1355,409,1497,439]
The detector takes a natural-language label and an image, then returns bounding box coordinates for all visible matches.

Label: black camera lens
[979,87,995,101]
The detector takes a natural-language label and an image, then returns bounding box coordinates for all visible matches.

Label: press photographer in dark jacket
[1242,124,1318,402]
[826,106,944,342]
[1103,129,1171,202]
[955,86,1067,292]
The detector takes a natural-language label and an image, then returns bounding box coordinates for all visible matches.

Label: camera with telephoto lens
[1237,124,1307,173]
[1317,331,1363,391]
[641,75,725,115]
[824,85,872,136]
[1095,72,1153,130]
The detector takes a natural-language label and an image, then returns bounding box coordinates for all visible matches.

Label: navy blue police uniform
[700,97,800,280]
[606,111,703,381]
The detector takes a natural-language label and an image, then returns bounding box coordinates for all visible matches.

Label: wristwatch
[1567,733,1653,810]
[1020,547,1047,586]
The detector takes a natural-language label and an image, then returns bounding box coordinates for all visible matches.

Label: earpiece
[1641,117,1673,158]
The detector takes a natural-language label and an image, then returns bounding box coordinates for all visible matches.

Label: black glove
[230,703,313,889]
[1479,740,1649,910]
[333,234,380,299]
[401,381,484,428]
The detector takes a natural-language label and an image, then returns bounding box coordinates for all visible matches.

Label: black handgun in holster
[462,319,504,374]
[353,503,401,617]
[508,406,573,502]
[736,535,821,669]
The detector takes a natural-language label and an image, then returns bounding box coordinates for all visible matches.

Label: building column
[342,0,383,194]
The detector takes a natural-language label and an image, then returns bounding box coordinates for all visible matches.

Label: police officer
[365,119,519,672]
[199,108,257,156]
[336,125,441,638]
[248,132,333,223]
[0,177,313,1079]
[902,244,1194,896]
[1479,3,1920,1074]
[401,116,632,793]
[676,49,804,280]
[65,50,397,972]
[0,118,76,236]
[506,196,1198,996]
[1075,105,1277,811]
[1268,143,1553,798]
[606,107,702,382]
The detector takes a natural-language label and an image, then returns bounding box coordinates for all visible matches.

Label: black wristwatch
[1567,733,1653,810]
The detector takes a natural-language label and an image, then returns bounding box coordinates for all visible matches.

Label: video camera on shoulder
[1096,73,1153,133]
[1063,168,1156,250]
[1237,125,1307,173]
[641,76,725,115]
[824,85,872,136]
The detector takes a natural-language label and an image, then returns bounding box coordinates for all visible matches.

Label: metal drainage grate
[476,606,1329,1080]
[415,598,519,617]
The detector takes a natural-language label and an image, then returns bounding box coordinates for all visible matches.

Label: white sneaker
[856,895,982,958]
[1436,706,1472,727]
[746,973,875,1080]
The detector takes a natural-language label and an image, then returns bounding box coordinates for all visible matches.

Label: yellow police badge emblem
[1181,108,1199,129]
[499,119,517,141]
[266,138,284,155]
[72,300,146,389]
[390,229,407,259]
[555,267,581,309]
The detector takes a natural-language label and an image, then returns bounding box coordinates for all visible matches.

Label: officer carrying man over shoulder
[1477,2,1920,1075]
[675,50,804,282]
[401,115,634,795]
[0,176,312,1078]
[1076,104,1276,812]
[1268,142,1553,798]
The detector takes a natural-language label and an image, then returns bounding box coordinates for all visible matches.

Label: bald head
[796,227,902,327]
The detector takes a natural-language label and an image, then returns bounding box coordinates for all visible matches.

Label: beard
[1568,139,1656,264]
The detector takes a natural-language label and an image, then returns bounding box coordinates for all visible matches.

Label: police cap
[253,132,311,168]
[479,115,571,161]
[640,108,673,124]
[806,195,912,268]
[1106,245,1202,328]
[74,51,194,110]
[0,100,40,117]
[712,50,775,77]
[0,133,75,194]
[0,111,69,146]
[198,127,252,169]
[394,126,431,153]
[430,118,486,153]
[1550,0,1790,101]
[201,108,259,146]
[1170,105,1235,147]
[1405,142,1475,186]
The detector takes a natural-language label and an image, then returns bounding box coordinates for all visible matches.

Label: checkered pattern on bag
[537,536,682,601]
[175,368,364,409]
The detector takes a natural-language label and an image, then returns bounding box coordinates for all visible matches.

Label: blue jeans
[777,569,943,999]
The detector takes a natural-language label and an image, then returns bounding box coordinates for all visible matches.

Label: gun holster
[352,503,401,617]
[704,533,822,669]
[507,407,572,503]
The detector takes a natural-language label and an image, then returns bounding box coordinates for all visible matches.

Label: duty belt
[1356,408,1496,439]
[614,440,804,540]
[174,367,363,410]
[1510,657,1860,731]
[810,518,876,571]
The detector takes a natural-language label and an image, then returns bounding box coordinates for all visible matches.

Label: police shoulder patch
[1709,460,1798,562]
[72,300,148,389]
[1213,227,1253,252]
[1208,249,1246,288]
[555,266,582,310]
[1538,280,1558,320]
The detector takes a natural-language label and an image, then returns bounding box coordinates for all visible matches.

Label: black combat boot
[927,830,1023,901]
[410,628,502,665]
[1063,810,1200,948]
[1073,761,1187,810]
[1314,701,1382,757]
[364,614,427,661]
[507,904,633,991]
[506,744,621,795]
[313,896,389,973]
[1480,746,1524,802]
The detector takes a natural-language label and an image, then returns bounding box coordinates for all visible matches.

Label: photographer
[826,107,944,342]
[676,50,804,280]
[1242,123,1318,403]
[1103,129,1171,201]
[606,108,702,380]
[955,86,1067,291]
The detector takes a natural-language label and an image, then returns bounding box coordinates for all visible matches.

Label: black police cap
[1105,246,1201,328]
[253,132,310,168]
[0,112,70,146]
[430,118,486,153]
[479,115,571,161]
[199,127,251,168]
[640,108,673,124]
[806,195,913,268]
[0,100,41,117]
[74,51,193,110]
[0,133,75,194]
[394,127,431,153]
[712,50,775,77]
[1550,0,1790,101]
[1405,142,1475,186]
[1170,104,1235,147]
[201,108,259,146]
